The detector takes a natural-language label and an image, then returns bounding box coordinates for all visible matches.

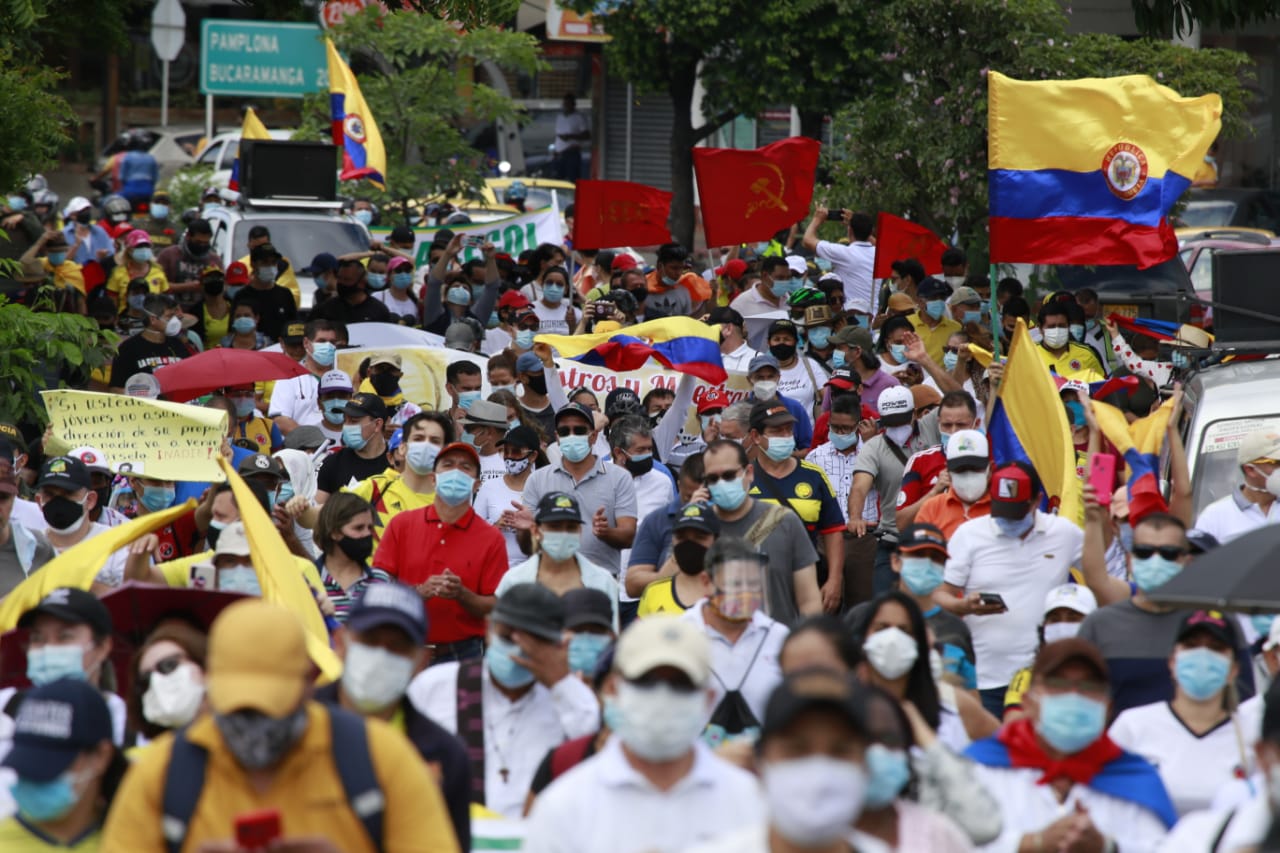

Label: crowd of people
[2,183,1280,853]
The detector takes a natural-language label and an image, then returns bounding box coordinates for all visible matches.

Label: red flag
[572,181,673,249]
[692,137,821,248]
[871,213,947,279]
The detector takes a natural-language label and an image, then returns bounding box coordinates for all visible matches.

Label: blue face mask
[256,266,278,284]
[942,352,958,371]
[962,310,982,325]
[471,283,487,300]
[447,286,471,306]
[770,280,792,298]
[1064,400,1086,428]
[765,436,796,461]
[392,272,413,290]
[7,196,27,211]
[218,565,262,595]
[540,530,580,561]
[899,556,943,595]
[311,341,337,367]
[1130,553,1183,593]
[515,329,536,349]
[232,317,256,335]
[925,299,946,321]
[1172,350,1190,370]
[343,424,370,451]
[457,390,482,411]
[226,285,244,301]
[232,397,256,419]
[322,400,348,426]
[132,247,153,263]
[855,314,870,329]
[830,431,858,451]
[708,477,747,511]
[366,272,387,291]
[1069,324,1085,342]
[864,744,910,808]
[661,275,679,287]
[47,251,67,267]
[27,644,88,686]
[140,486,176,512]
[127,294,146,312]
[151,203,170,219]
[543,283,565,305]
[888,343,907,362]
[559,434,591,463]
[831,350,847,369]
[994,513,1034,538]
[11,772,79,822]
[569,632,612,675]
[486,635,535,688]
[808,327,832,349]
[277,482,295,505]
[435,469,476,506]
[1036,692,1107,754]
[939,431,952,451]
[354,209,373,226]
[1252,614,1276,638]
[1175,646,1231,701]
[405,441,440,475]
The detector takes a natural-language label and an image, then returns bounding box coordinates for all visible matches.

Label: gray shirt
[0,530,26,598]
[1076,600,1198,716]
[522,456,638,575]
[851,428,932,538]
[718,500,818,628]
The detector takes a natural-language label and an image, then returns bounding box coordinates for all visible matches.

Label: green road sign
[200,20,327,98]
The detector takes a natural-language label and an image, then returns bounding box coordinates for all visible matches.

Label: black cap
[249,242,281,264]
[897,523,948,557]
[345,581,428,645]
[562,588,613,631]
[306,253,339,274]
[19,588,112,637]
[36,456,92,492]
[536,491,583,524]
[491,583,565,643]
[0,423,26,451]
[673,502,721,536]
[1,679,113,782]
[283,425,325,452]
[282,322,306,343]
[236,453,286,480]
[554,402,596,427]
[706,306,745,328]
[767,319,800,340]
[604,387,641,419]
[345,392,388,421]
[1186,529,1220,556]
[1175,609,1240,648]
[749,400,796,431]
[390,225,415,245]
[762,670,864,740]
[497,426,540,452]
[918,276,952,299]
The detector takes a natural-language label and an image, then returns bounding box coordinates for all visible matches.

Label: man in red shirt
[373,442,507,664]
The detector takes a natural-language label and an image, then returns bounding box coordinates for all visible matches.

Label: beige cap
[214,521,251,557]
[369,352,403,370]
[887,293,916,312]
[1238,429,1280,466]
[1171,324,1212,350]
[614,615,710,686]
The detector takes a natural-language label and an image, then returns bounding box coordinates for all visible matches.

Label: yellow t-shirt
[637,576,692,617]
[0,817,100,851]
[43,258,86,295]
[1036,342,1105,383]
[347,472,435,549]
[106,261,169,309]
[908,313,963,365]
[201,303,231,350]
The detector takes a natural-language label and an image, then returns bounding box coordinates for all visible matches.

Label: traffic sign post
[199,20,327,98]
[150,0,185,127]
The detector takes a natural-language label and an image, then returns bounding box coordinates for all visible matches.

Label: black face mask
[770,342,797,363]
[94,485,112,512]
[337,282,361,300]
[337,534,374,564]
[187,240,210,257]
[369,373,400,396]
[75,211,92,225]
[673,540,709,576]
[624,454,654,477]
[41,495,85,532]
[203,279,224,296]
[524,374,548,395]
[206,524,223,551]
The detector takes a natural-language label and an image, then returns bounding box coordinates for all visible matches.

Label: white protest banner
[370,205,563,268]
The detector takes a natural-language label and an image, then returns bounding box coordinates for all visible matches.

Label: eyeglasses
[943,346,961,354]
[136,653,185,693]
[556,425,590,437]
[1130,544,1187,561]
[703,469,742,486]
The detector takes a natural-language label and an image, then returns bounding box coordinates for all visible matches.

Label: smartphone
[827,208,847,221]
[235,809,282,849]
[1089,454,1116,505]
[190,563,215,590]
[978,592,1007,610]
[461,234,484,249]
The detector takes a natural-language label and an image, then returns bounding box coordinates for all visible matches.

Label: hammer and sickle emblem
[745,163,789,218]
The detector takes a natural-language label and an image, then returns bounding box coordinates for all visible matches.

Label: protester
[914,428,993,538]
[29,455,128,589]
[562,587,617,678]
[267,319,349,434]
[315,392,391,502]
[126,618,209,743]
[107,292,189,390]
[348,409,451,546]
[474,425,545,567]
[636,501,719,617]
[1195,426,1280,544]
[312,491,389,621]
[1002,583,1099,720]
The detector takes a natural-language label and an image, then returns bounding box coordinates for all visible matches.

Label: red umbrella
[153,348,312,401]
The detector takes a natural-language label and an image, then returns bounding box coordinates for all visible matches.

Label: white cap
[877,385,913,419]
[945,429,989,466]
[785,255,807,275]
[214,521,252,558]
[1237,429,1280,466]
[1058,378,1090,399]
[68,446,112,474]
[318,370,354,394]
[63,196,91,217]
[615,615,710,686]
[1042,584,1098,619]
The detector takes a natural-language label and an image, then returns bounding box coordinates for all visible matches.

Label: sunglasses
[556,425,590,437]
[702,469,742,486]
[137,653,185,693]
[1130,544,1187,561]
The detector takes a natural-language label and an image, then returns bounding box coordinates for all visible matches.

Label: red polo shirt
[373,505,508,644]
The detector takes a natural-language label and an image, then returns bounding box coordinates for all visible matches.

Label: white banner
[370,205,563,269]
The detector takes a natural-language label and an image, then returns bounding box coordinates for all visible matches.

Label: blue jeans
[556,147,583,181]
[618,599,640,632]
[978,686,1008,719]
[872,539,898,597]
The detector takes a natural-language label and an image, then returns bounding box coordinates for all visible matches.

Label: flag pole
[989,262,1001,361]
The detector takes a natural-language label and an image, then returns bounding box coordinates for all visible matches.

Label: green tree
[1131,0,1280,38]
[293,8,541,221]
[822,0,1253,263]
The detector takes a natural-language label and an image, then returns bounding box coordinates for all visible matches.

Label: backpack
[161,706,385,853]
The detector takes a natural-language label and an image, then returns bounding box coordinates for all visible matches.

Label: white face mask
[341,640,416,713]
[1042,327,1070,349]
[763,756,867,845]
[884,424,913,447]
[142,661,206,729]
[951,470,989,503]
[164,315,183,337]
[1042,621,1082,644]
[608,681,706,761]
[753,380,778,400]
[863,626,919,680]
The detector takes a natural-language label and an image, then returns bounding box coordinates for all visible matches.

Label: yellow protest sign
[42,390,228,482]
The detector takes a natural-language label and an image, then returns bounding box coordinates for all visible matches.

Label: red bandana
[998,717,1122,786]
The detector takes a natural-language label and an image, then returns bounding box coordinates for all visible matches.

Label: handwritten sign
[42,390,228,482]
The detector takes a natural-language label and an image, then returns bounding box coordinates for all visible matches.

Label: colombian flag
[987,319,1082,525]
[536,316,727,384]
[1092,397,1175,524]
[988,72,1221,269]
[326,38,386,190]
[228,107,271,192]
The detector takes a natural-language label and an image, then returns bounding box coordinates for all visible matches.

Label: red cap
[225,261,250,285]
[498,290,532,310]
[123,229,151,248]
[111,223,135,239]
[697,387,730,415]
[991,464,1033,503]
[435,441,480,470]
[386,256,412,273]
[716,259,748,279]
[611,254,639,272]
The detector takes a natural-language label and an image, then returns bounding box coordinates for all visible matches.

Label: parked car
[1034,258,1193,324]
[1176,188,1280,232]
[1178,229,1280,328]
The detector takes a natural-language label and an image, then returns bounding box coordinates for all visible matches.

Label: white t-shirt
[267,369,322,427]
[721,342,758,374]
[474,476,527,567]
[373,289,417,321]
[815,239,875,313]
[554,111,589,153]
[531,299,577,335]
[777,355,829,417]
[479,450,504,484]
[943,512,1083,689]
[1109,700,1260,817]
[484,326,512,356]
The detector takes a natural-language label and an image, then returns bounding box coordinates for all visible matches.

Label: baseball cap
[898,523,948,558]
[283,425,325,452]
[611,254,639,272]
[390,225,415,245]
[516,352,544,376]
[435,442,480,471]
[1031,637,1109,683]
[747,354,781,375]
[344,392,388,421]
[491,583,565,643]
[615,615,710,686]
[673,502,721,537]
[497,290,531,310]
[1238,429,1280,466]
[206,600,311,716]
[605,387,642,419]
[536,491,583,524]
[498,426,541,452]
[65,447,110,477]
[387,428,404,452]
[948,285,982,306]
[716,258,747,279]
[0,422,25,451]
[306,253,339,275]
[250,242,281,264]
[1186,528,1220,556]
[37,456,92,492]
[563,588,614,632]
[318,370,354,394]
[63,196,91,216]
[697,388,730,415]
[225,261,250,285]
[369,353,402,371]
[876,385,913,426]
[236,453,285,481]
[346,581,428,645]
[802,305,836,329]
[462,400,508,429]
[444,323,477,351]
[554,402,596,427]
[386,256,412,274]
[214,521,252,558]
[945,429,989,470]
[761,669,864,741]
[750,400,796,431]
[917,277,951,299]
[830,326,874,351]
[1,680,113,782]
[767,319,800,341]
[826,369,858,392]
[1043,584,1098,619]
[887,293,916,312]
[1176,609,1240,648]
[990,463,1035,519]
[19,588,112,636]
[785,255,807,276]
[706,307,745,329]
[282,323,306,344]
[124,229,151,248]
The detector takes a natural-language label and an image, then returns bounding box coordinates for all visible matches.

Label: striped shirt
[319,560,392,623]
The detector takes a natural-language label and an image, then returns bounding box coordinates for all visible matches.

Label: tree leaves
[0,298,117,427]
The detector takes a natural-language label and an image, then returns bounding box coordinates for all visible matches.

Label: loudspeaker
[1210,249,1280,348]
[241,140,339,202]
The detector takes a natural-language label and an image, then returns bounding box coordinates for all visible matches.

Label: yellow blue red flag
[536,316,727,384]
[988,71,1221,269]
[326,38,386,190]
[987,319,1082,525]
[1092,397,1174,523]
[227,107,271,192]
